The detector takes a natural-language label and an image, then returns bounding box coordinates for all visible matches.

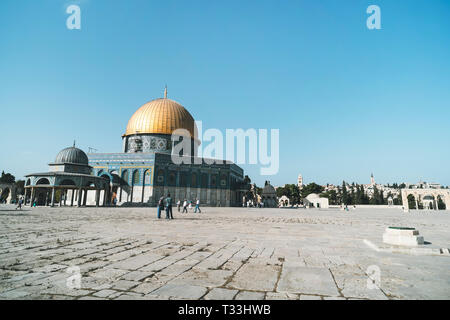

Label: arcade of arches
[401,189,450,212]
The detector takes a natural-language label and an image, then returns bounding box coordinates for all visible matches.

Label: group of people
[243,200,265,208]
[157,194,202,219]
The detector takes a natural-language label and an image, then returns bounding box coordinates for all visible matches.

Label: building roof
[124,96,197,139]
[54,147,89,165]
[262,183,276,195]
[25,171,107,179]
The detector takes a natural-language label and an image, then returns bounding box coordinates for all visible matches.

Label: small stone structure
[261,181,277,208]
[383,227,424,246]
[304,193,329,209]
[278,195,290,207]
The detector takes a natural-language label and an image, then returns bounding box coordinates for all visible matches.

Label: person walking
[182,199,188,213]
[194,198,201,213]
[157,196,165,219]
[165,193,173,219]
[177,200,181,212]
[16,196,23,210]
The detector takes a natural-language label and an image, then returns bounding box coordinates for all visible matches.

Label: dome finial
[73,140,76,147]
[164,85,168,99]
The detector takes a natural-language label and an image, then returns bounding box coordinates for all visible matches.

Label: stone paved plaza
[0,205,449,300]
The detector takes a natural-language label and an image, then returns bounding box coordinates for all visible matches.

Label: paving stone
[204,288,238,300]
[110,280,140,291]
[90,268,129,280]
[234,291,265,300]
[131,281,165,295]
[114,294,147,300]
[300,294,322,300]
[277,267,339,296]
[109,253,163,270]
[121,270,154,281]
[92,289,118,298]
[151,283,208,299]
[323,296,346,300]
[330,266,388,300]
[265,292,299,300]
[170,269,233,288]
[226,263,280,291]
[78,296,107,300]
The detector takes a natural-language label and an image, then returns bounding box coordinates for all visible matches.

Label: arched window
[220,174,227,187]
[144,169,151,185]
[36,178,50,185]
[121,170,129,185]
[132,170,140,185]
[211,175,217,187]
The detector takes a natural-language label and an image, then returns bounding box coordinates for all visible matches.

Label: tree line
[276,181,404,206]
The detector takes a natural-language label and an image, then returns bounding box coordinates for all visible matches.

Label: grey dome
[55,147,89,165]
[262,183,276,195]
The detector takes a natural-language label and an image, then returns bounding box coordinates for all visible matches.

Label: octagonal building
[86,88,247,207]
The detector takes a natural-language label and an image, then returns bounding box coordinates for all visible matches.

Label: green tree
[277,184,301,204]
[0,171,15,183]
[320,189,338,205]
[15,180,25,196]
[341,181,350,205]
[301,183,324,199]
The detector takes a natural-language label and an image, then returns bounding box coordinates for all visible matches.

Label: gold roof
[124,96,197,138]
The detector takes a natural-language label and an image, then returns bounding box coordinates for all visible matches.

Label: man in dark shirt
[157,196,165,219]
[165,193,173,219]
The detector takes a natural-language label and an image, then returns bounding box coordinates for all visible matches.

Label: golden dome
[124,96,197,138]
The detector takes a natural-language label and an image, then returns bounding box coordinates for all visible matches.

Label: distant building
[304,193,329,209]
[297,174,303,189]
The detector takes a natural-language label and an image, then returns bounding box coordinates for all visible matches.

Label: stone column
[77,188,82,207]
[30,187,34,207]
[83,189,88,206]
[402,190,409,212]
[71,189,75,206]
[130,184,134,204]
[95,189,100,207]
[51,188,56,207]
[103,187,108,206]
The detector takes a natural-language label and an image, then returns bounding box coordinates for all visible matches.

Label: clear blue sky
[1,0,449,187]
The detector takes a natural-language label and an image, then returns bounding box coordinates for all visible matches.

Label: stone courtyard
[0,205,449,300]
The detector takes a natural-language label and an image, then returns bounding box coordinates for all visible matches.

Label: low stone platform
[383,227,424,246]
[0,205,449,300]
